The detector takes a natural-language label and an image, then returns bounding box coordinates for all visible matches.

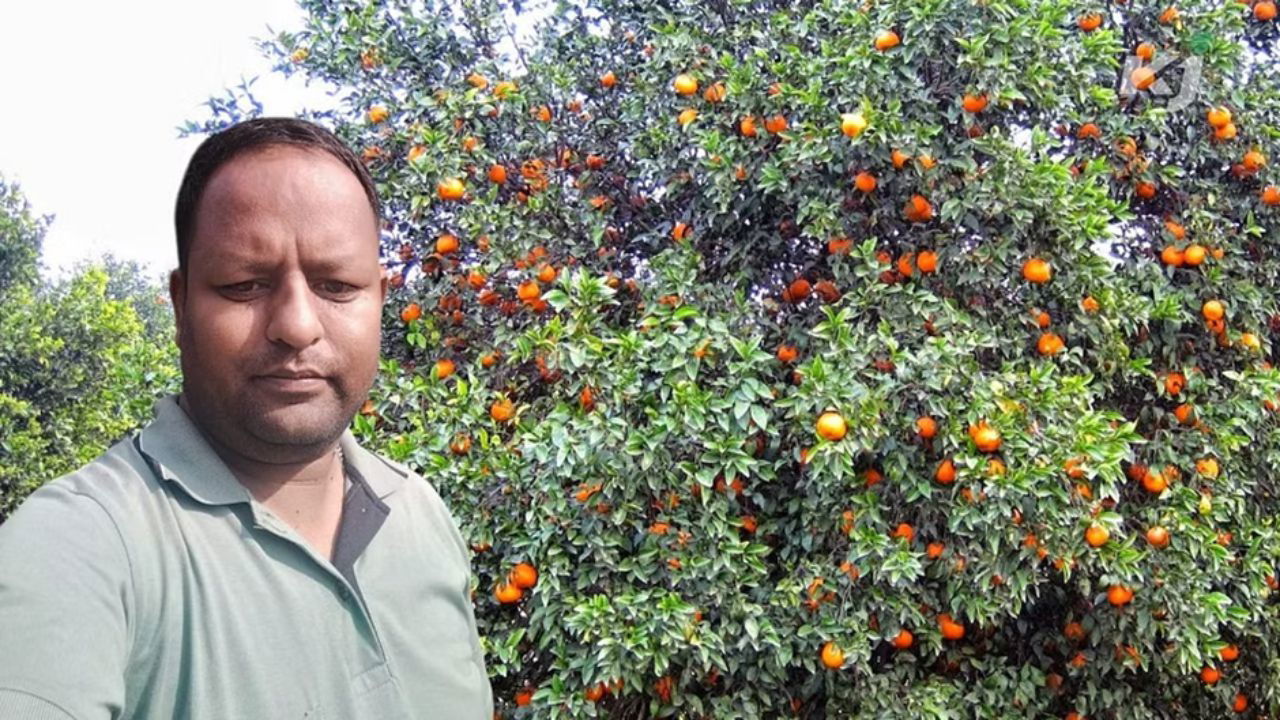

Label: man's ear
[168,268,186,348]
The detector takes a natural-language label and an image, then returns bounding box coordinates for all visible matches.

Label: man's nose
[264,275,323,350]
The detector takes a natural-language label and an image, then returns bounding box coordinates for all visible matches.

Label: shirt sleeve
[0,483,132,719]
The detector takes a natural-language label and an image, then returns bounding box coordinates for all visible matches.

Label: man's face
[170,145,386,463]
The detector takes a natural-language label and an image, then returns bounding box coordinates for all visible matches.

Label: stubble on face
[172,145,385,466]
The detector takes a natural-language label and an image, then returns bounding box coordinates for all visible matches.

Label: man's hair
[173,117,381,275]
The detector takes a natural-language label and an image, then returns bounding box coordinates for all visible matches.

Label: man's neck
[178,394,347,559]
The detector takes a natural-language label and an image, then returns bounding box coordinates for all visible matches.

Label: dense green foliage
[0,183,178,521]
[219,0,1280,716]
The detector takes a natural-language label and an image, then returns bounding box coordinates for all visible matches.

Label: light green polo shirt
[0,394,493,719]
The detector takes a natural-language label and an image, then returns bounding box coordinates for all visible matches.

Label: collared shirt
[0,394,493,719]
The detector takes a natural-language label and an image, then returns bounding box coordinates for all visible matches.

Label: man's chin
[244,402,352,450]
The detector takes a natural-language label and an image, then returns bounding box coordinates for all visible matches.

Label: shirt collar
[136,394,403,506]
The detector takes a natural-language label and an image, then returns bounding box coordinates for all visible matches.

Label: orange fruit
[449,433,471,455]
[584,684,606,703]
[517,280,541,302]
[1161,245,1185,267]
[917,250,939,273]
[1141,469,1167,494]
[891,149,911,169]
[1135,42,1156,60]
[1233,692,1249,713]
[672,222,691,242]
[1107,585,1134,607]
[435,233,460,255]
[926,541,945,559]
[897,253,915,277]
[938,613,965,640]
[434,358,456,380]
[1081,296,1100,313]
[1215,122,1238,141]
[1035,310,1051,328]
[537,264,557,284]
[1164,372,1186,396]
[495,582,522,604]
[1159,6,1179,24]
[1202,299,1225,321]
[962,93,988,113]
[935,458,956,485]
[600,70,617,88]
[1022,257,1052,283]
[1183,244,1206,266]
[488,164,508,184]
[437,177,466,201]
[916,415,938,439]
[1085,524,1110,548]
[490,397,515,423]
[703,82,727,103]
[1135,181,1157,199]
[1207,106,1232,128]
[1173,403,1194,424]
[816,412,847,441]
[1196,457,1220,479]
[367,105,389,124]
[1063,621,1086,642]
[1078,14,1102,31]
[400,303,422,324]
[970,423,1002,453]
[511,562,538,589]
[840,112,869,138]
[776,344,799,364]
[891,523,915,542]
[1242,150,1267,172]
[904,194,933,222]
[765,114,789,134]
[1200,666,1220,685]
[789,278,811,301]
[1146,526,1170,548]
[1258,1,1278,21]
[1262,185,1280,206]
[819,641,845,669]
[854,171,877,192]
[874,29,900,51]
[1078,122,1102,139]
[677,108,699,127]
[1131,66,1156,91]
[891,629,914,650]
[1037,332,1066,356]
[1220,644,1240,662]
[740,115,758,137]
[514,688,533,706]
[673,73,698,95]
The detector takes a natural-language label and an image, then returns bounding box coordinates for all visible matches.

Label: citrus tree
[0,179,180,520]
[209,0,1280,716]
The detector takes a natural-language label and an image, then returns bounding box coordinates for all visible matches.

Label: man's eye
[318,281,359,297]
[221,281,265,295]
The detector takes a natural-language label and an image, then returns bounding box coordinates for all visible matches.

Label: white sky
[0,0,333,279]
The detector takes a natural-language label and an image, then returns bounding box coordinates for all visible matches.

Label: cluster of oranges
[493,561,538,605]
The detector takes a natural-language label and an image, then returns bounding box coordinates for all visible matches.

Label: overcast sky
[1,0,333,279]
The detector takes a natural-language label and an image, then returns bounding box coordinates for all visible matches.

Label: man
[0,118,494,719]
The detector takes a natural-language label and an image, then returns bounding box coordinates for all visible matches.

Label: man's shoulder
[17,433,161,519]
